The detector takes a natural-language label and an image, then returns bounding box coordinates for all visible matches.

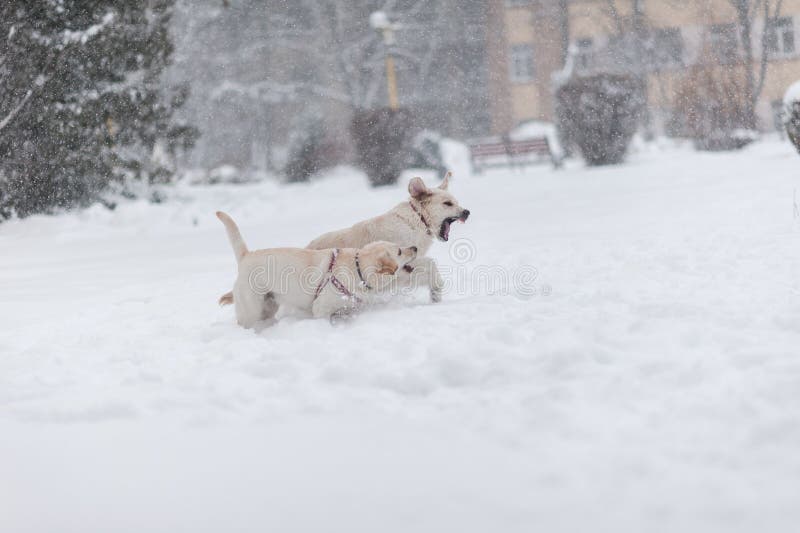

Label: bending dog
[217,211,417,328]
[219,174,469,306]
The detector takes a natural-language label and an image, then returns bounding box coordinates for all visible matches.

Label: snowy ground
[2,138,800,532]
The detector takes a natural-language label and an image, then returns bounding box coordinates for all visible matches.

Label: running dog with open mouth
[218,173,469,306]
[216,211,417,328]
[308,173,469,302]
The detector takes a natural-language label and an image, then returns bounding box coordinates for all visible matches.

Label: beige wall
[488,1,565,130]
[505,5,534,42]
[510,84,544,122]
[490,0,800,133]
[506,5,544,122]
[487,1,514,133]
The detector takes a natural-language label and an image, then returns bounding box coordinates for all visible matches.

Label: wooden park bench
[468,135,562,173]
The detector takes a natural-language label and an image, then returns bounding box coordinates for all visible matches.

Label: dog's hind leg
[261,292,280,321]
[234,290,265,329]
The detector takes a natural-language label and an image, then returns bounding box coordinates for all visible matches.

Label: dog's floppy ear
[408,177,430,199]
[378,256,398,275]
[438,171,451,191]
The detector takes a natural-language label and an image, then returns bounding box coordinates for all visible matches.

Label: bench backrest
[469,137,551,158]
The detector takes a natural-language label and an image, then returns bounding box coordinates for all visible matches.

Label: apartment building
[487,0,800,134]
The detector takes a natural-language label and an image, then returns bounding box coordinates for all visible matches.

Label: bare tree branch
[754,0,783,106]
[605,0,626,35]
[0,88,33,133]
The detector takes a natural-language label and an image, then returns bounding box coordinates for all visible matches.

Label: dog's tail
[216,211,248,261]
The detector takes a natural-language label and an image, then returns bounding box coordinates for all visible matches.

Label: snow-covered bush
[285,116,349,183]
[284,119,328,183]
[0,1,196,220]
[351,107,415,186]
[208,165,244,185]
[784,81,800,155]
[555,74,643,166]
[673,66,754,151]
[406,130,447,177]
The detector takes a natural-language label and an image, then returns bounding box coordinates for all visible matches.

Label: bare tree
[167,0,490,169]
[727,0,784,128]
[598,0,652,135]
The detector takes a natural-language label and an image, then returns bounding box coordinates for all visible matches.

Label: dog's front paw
[430,289,442,303]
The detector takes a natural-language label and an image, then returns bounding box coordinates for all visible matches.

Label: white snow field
[2,138,800,533]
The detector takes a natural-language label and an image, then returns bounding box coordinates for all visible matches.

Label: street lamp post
[370,11,401,110]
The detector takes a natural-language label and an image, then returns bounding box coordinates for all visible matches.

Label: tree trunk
[735,2,758,129]
[559,0,570,64]
[631,0,653,138]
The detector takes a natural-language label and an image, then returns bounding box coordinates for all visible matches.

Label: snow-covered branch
[0,67,53,135]
[210,79,351,105]
[0,88,33,133]
[62,12,115,46]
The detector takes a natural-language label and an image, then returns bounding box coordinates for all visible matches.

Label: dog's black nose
[461,209,470,220]
[411,246,418,253]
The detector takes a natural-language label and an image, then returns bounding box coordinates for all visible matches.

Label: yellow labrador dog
[308,174,470,302]
[217,211,417,328]
[219,174,469,306]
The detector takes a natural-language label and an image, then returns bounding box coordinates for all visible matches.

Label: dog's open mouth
[439,213,469,241]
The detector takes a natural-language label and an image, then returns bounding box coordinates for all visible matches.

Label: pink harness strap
[313,249,359,303]
[408,200,433,236]
[314,249,339,299]
[330,275,356,300]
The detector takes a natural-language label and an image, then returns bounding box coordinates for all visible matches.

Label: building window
[653,27,684,67]
[765,17,795,56]
[509,44,535,82]
[710,23,739,63]
[575,38,594,71]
